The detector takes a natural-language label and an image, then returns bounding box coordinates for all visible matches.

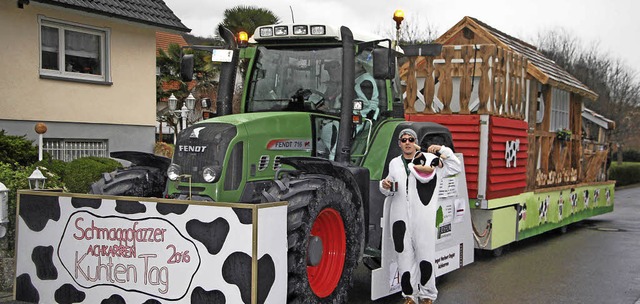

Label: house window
[39,17,110,83]
[549,88,570,131]
[43,139,109,162]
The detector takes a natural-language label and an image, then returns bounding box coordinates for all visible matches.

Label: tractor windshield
[245,46,344,115]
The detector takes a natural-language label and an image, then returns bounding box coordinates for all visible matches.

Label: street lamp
[168,93,197,135]
[28,167,47,190]
[168,93,178,112]
[185,93,196,111]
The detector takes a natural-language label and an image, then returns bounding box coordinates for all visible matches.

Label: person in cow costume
[380,128,462,304]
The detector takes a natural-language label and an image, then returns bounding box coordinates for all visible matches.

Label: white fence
[43,139,108,161]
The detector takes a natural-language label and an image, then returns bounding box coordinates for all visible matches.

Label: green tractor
[92,24,465,302]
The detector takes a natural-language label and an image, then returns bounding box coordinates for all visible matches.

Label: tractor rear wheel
[89,166,166,197]
[263,173,363,303]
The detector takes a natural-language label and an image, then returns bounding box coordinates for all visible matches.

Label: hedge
[608,162,640,187]
[0,163,65,253]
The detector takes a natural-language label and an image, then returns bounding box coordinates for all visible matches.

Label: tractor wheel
[89,166,166,197]
[263,174,364,303]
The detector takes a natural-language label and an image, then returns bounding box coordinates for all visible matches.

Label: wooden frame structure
[400,16,613,195]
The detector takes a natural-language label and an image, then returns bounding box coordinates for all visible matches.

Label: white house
[0,0,190,161]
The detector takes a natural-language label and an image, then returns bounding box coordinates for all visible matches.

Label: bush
[63,157,122,193]
[0,163,65,253]
[0,130,38,168]
[154,142,174,158]
[608,162,640,187]
[36,158,67,180]
[622,149,640,162]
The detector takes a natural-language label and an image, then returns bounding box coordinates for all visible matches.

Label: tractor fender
[110,151,171,172]
[278,157,368,210]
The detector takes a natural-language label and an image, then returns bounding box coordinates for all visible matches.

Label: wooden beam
[526,79,540,191]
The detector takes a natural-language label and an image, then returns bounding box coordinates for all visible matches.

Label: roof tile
[32,0,190,32]
[468,17,596,99]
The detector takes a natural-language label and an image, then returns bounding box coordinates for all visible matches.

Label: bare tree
[376,13,439,45]
[534,28,640,150]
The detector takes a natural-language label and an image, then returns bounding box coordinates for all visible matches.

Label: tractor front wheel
[263,174,363,303]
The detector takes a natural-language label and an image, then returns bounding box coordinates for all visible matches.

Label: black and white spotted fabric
[16,193,286,303]
[378,146,461,303]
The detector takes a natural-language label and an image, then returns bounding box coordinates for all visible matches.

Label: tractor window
[313,116,341,161]
[246,46,343,115]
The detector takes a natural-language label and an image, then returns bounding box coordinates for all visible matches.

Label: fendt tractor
[90,24,475,302]
[88,17,616,303]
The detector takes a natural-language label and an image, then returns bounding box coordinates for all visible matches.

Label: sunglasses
[400,137,415,143]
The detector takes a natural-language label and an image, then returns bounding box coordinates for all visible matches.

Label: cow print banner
[16,192,286,304]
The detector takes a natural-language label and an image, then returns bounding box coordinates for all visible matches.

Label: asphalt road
[349,186,640,304]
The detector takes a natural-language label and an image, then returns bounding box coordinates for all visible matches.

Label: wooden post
[404,57,417,114]
[422,56,436,114]
[542,85,552,133]
[506,51,515,118]
[525,79,539,191]
[570,93,583,180]
[477,45,495,114]
[459,45,473,114]
[495,47,507,116]
[518,57,528,120]
[438,47,454,114]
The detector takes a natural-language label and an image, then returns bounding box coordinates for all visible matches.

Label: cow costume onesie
[379,129,462,303]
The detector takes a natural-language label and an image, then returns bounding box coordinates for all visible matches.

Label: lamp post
[34,122,47,161]
[393,9,405,51]
[168,93,196,130]
[28,167,47,190]
[0,182,8,238]
[183,93,196,130]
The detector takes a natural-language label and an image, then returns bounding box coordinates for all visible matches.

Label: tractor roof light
[393,9,405,29]
[293,25,308,35]
[259,27,273,37]
[238,31,249,47]
[274,26,288,36]
[310,25,325,35]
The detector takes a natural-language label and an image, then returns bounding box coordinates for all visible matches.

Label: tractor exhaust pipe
[216,25,239,116]
[335,26,356,164]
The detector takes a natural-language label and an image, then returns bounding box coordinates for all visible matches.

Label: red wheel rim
[308,207,346,298]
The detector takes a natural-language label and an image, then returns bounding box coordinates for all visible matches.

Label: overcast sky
[164,0,640,75]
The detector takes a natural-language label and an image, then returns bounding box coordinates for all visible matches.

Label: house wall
[0,1,157,153]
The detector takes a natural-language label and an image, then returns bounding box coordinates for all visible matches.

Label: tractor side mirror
[373,48,395,80]
[180,54,194,82]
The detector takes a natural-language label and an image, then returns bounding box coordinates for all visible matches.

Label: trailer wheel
[263,174,363,303]
[89,166,167,197]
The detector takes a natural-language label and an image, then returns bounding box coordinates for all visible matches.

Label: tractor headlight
[167,164,181,181]
[202,166,220,183]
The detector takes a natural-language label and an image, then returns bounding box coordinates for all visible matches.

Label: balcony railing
[401,44,529,119]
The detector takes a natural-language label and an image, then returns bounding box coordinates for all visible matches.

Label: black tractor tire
[263,173,364,304]
[89,165,167,197]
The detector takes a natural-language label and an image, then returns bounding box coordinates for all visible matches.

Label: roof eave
[30,0,191,33]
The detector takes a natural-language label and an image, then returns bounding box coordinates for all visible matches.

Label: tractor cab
[240,24,399,163]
